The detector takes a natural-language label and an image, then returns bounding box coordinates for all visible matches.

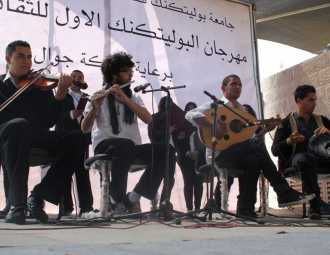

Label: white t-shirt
[84,93,145,151]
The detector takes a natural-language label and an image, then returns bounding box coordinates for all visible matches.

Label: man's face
[221,77,242,100]
[298,92,317,113]
[5,46,32,78]
[70,71,84,91]
[112,66,134,85]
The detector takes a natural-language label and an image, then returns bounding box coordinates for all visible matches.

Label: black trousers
[62,145,90,211]
[216,138,288,209]
[178,156,204,210]
[95,138,176,203]
[0,118,93,209]
[291,152,323,208]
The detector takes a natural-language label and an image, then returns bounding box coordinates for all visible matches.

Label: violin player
[54,70,94,217]
[0,40,95,224]
[272,85,330,220]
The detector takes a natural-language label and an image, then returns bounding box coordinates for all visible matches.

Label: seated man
[0,40,95,224]
[185,74,314,217]
[81,52,175,216]
[272,85,330,220]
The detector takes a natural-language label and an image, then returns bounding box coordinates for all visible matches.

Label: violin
[0,62,87,113]
[17,72,88,91]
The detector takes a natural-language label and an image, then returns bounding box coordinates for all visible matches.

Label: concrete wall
[261,50,330,120]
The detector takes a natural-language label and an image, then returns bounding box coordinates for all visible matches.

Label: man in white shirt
[82,52,174,215]
[186,74,314,217]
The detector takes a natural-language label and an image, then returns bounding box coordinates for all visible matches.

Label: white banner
[0,0,260,211]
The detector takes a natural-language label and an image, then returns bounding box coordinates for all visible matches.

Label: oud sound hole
[220,115,226,121]
[230,119,243,133]
[224,134,230,140]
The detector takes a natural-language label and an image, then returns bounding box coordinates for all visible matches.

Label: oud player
[272,85,330,220]
[185,74,314,218]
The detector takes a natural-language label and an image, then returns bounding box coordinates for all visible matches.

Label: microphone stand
[143,85,186,220]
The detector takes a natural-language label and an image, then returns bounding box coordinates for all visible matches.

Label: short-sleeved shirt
[84,93,145,151]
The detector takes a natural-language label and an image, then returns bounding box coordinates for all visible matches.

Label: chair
[282,166,330,217]
[0,148,56,217]
[84,154,148,218]
[194,132,267,216]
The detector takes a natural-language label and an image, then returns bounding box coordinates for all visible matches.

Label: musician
[0,40,94,224]
[186,74,314,217]
[81,52,175,216]
[147,96,176,204]
[272,85,330,220]
[213,103,263,210]
[55,70,93,217]
[176,102,205,212]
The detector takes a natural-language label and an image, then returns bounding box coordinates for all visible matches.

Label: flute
[89,80,135,102]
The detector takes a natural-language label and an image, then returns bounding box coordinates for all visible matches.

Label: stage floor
[0,208,329,254]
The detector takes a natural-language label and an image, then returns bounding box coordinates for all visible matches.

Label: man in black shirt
[272,85,330,219]
[55,70,92,217]
[0,40,94,224]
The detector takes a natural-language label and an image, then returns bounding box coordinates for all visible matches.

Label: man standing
[82,52,175,215]
[55,70,94,218]
[0,40,94,224]
[272,85,330,219]
[186,74,314,217]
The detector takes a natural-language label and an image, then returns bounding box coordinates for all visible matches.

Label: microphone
[134,83,150,92]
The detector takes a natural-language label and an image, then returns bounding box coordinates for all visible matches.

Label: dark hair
[6,40,30,57]
[222,74,240,87]
[158,96,173,114]
[243,104,257,118]
[294,85,316,103]
[184,102,197,112]
[71,70,84,75]
[101,52,134,85]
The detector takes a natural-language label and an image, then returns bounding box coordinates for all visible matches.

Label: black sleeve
[271,117,293,157]
[38,90,64,128]
[148,113,167,142]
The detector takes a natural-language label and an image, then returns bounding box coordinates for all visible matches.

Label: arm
[81,92,107,133]
[109,84,152,124]
[314,116,330,136]
[38,74,73,128]
[271,118,293,157]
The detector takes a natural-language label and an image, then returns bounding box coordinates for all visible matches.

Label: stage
[0,208,329,254]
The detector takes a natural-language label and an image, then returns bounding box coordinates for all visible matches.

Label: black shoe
[62,209,73,216]
[27,196,48,223]
[277,187,314,207]
[308,207,321,220]
[319,201,330,215]
[1,200,11,215]
[236,208,258,218]
[5,206,26,224]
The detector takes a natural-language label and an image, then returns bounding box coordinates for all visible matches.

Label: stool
[283,166,330,217]
[196,160,245,211]
[84,154,148,218]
